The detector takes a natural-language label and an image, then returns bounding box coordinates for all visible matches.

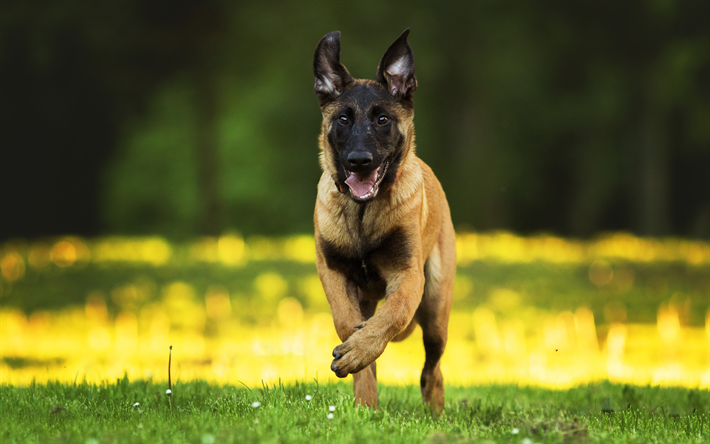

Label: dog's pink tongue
[345,169,378,197]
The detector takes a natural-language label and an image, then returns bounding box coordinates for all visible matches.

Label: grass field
[1,232,709,442]
[1,380,708,443]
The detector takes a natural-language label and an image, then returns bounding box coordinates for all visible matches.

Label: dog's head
[313,29,417,203]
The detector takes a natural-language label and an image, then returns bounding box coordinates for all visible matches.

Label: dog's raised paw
[330,360,348,378]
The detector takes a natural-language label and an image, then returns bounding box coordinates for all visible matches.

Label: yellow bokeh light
[51,241,77,267]
[501,319,526,357]
[452,275,473,301]
[588,259,613,286]
[543,315,568,351]
[254,273,288,302]
[277,297,304,327]
[162,282,205,331]
[205,285,231,320]
[218,233,246,266]
[487,288,521,311]
[298,274,328,311]
[115,311,138,352]
[574,307,598,352]
[92,237,171,265]
[472,307,500,354]
[88,327,111,351]
[190,237,219,262]
[1,253,25,282]
[111,284,140,310]
[27,242,52,268]
[85,292,108,324]
[283,235,316,263]
[455,232,478,265]
[657,303,681,343]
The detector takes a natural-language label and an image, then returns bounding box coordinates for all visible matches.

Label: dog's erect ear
[313,31,353,103]
[375,29,417,100]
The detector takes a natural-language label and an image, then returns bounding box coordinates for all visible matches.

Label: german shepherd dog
[313,29,456,412]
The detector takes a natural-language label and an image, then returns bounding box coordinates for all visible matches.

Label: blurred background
[0,1,708,388]
[1,0,708,240]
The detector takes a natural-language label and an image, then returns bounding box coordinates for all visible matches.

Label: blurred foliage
[1,0,709,239]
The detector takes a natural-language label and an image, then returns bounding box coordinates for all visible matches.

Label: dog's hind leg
[415,239,455,412]
[353,363,377,408]
[353,295,379,409]
[391,318,418,342]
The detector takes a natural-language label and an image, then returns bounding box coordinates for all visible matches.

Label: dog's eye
[338,116,349,125]
[378,115,389,125]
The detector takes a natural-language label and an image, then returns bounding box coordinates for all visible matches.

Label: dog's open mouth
[344,160,389,202]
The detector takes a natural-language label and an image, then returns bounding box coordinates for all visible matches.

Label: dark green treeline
[1,0,708,240]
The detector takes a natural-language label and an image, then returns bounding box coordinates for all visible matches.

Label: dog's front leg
[316,249,378,407]
[330,266,424,377]
[316,264,362,343]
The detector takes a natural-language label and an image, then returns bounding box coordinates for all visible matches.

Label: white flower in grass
[305,395,312,401]
[512,428,519,434]
[166,389,172,395]
[329,405,335,412]
[327,413,334,419]
[133,402,140,407]
[251,401,261,408]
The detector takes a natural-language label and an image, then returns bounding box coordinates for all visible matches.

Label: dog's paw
[330,327,383,378]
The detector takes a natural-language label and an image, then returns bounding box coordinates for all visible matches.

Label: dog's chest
[320,226,410,294]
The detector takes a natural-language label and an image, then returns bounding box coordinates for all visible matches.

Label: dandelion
[133,402,140,407]
[512,428,519,434]
[327,413,334,419]
[329,405,335,412]
[305,395,312,401]
[252,401,261,408]
[166,389,172,395]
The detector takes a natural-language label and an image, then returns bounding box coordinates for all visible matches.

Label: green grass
[1,380,707,443]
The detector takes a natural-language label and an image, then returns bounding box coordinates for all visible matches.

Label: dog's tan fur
[314,68,456,411]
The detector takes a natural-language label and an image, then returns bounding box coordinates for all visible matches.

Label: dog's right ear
[313,31,353,104]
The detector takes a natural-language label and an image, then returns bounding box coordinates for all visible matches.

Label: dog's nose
[347,151,372,169]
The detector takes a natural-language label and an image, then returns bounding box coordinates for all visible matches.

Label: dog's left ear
[376,29,417,101]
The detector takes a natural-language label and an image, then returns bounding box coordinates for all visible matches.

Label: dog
[313,29,456,412]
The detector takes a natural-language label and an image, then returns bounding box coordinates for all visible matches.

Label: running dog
[313,29,456,412]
